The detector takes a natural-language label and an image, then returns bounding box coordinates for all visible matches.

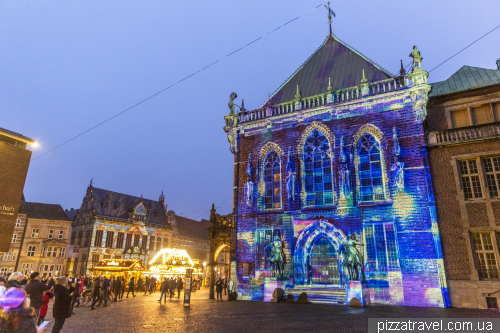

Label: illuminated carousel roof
[92,259,145,271]
[149,248,194,267]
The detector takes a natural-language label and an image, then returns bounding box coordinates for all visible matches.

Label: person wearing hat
[25,272,51,318]
[52,277,74,333]
[0,287,46,332]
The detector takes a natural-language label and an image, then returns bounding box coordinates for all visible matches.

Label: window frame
[11,234,17,243]
[471,232,499,280]
[27,246,36,257]
[58,231,64,239]
[262,150,282,210]
[356,133,387,203]
[48,229,54,239]
[31,228,39,238]
[363,222,399,272]
[483,156,500,199]
[446,99,500,129]
[458,159,484,200]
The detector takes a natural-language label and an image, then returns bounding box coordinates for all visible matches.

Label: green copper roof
[263,33,394,106]
[429,65,500,98]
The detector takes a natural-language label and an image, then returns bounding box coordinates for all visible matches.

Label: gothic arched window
[357,133,385,201]
[263,151,282,209]
[303,129,334,206]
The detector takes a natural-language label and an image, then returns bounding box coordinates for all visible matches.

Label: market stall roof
[92,259,145,271]
[149,248,194,267]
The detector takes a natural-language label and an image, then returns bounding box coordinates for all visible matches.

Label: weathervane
[324,1,336,35]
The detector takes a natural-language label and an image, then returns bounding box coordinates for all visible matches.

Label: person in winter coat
[99,276,110,307]
[168,278,175,299]
[176,278,183,299]
[120,277,126,299]
[24,272,51,318]
[150,277,156,294]
[158,278,168,303]
[5,272,22,289]
[126,277,135,298]
[90,276,101,310]
[52,277,74,333]
[215,278,223,301]
[138,277,144,293]
[37,291,54,326]
[0,287,43,333]
[47,274,55,289]
[112,277,121,302]
[70,278,80,313]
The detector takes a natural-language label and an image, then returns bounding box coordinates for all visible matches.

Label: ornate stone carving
[410,89,428,123]
[390,127,405,193]
[339,137,351,198]
[244,178,254,207]
[285,147,296,202]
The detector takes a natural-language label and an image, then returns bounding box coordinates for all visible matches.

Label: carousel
[147,248,204,279]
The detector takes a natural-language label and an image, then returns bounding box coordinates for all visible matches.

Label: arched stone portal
[294,220,347,285]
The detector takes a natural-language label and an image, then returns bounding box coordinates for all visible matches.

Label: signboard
[184,268,193,306]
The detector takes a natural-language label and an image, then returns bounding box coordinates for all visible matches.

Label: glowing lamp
[172,260,176,264]
[181,260,185,265]
[203,262,206,266]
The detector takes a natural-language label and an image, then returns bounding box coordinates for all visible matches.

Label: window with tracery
[263,151,282,209]
[303,129,334,206]
[357,133,385,202]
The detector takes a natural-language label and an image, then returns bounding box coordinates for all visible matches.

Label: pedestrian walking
[127,277,136,298]
[99,276,110,307]
[158,278,168,303]
[70,278,80,314]
[120,277,125,299]
[150,277,156,294]
[0,288,41,333]
[138,276,144,294]
[223,278,227,295]
[176,277,183,299]
[24,272,51,318]
[113,277,121,302]
[52,276,74,333]
[90,276,101,310]
[169,278,175,299]
[216,278,223,301]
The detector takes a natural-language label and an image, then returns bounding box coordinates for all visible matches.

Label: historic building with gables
[223,31,449,307]
[67,183,173,275]
[426,59,500,309]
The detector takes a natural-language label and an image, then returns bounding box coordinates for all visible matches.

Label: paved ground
[43,289,500,333]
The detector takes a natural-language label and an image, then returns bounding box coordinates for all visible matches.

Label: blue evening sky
[1,0,499,220]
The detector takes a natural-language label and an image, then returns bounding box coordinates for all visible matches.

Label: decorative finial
[240,99,246,112]
[360,69,368,84]
[159,191,165,204]
[295,84,301,100]
[496,57,500,70]
[90,179,93,187]
[327,77,332,93]
[324,1,335,35]
[399,60,405,76]
[140,194,143,202]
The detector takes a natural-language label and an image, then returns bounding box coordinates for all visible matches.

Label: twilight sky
[1,0,499,220]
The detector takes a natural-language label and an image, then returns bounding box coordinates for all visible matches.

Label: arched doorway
[214,243,230,280]
[294,220,347,285]
[308,236,339,284]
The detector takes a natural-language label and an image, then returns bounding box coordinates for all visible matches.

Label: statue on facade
[244,178,254,207]
[228,92,238,114]
[409,46,422,71]
[265,235,286,279]
[337,232,363,281]
[391,127,405,192]
[286,147,296,202]
[339,137,351,198]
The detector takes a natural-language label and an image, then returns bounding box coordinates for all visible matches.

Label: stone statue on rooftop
[228,92,237,114]
[409,46,423,70]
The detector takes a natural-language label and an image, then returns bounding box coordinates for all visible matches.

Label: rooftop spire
[324,1,336,35]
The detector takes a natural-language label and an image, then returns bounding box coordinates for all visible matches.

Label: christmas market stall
[90,258,145,283]
[147,248,204,279]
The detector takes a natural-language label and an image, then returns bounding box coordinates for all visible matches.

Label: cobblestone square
[41,289,500,333]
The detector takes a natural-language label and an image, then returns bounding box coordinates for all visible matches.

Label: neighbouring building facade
[0,199,72,278]
[426,59,500,309]
[0,127,34,253]
[223,32,449,307]
[168,212,210,265]
[67,183,173,276]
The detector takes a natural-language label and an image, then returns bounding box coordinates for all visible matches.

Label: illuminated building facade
[426,59,500,309]
[67,183,173,275]
[223,32,449,307]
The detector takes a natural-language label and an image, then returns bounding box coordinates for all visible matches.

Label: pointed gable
[429,65,500,97]
[266,34,393,106]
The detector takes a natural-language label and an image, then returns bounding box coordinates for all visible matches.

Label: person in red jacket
[37,291,54,326]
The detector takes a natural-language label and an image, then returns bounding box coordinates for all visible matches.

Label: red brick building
[426,59,500,309]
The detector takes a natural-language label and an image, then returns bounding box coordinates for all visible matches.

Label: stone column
[209,263,216,299]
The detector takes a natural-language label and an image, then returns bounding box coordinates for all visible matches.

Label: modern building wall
[0,128,34,252]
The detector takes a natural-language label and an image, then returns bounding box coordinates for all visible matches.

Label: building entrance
[309,237,339,284]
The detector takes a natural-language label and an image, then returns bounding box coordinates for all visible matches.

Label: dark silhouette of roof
[90,187,168,225]
[264,34,393,106]
[19,201,71,221]
[429,65,500,97]
[175,215,210,239]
